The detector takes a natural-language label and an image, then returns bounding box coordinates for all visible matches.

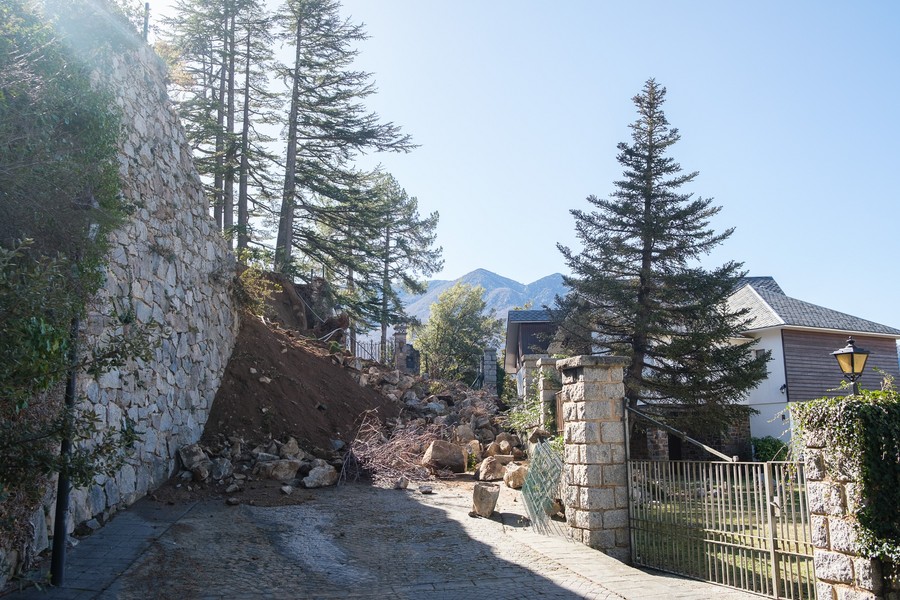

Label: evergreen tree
[159,0,278,247]
[372,174,443,347]
[272,0,413,272]
[413,283,501,383]
[556,79,768,431]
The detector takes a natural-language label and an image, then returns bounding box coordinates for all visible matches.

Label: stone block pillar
[482,348,497,394]
[556,355,630,562]
[805,435,885,600]
[536,357,560,430]
[393,325,408,372]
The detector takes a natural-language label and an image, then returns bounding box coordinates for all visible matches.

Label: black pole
[50,314,80,585]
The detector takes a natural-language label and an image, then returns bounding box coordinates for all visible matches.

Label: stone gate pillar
[482,348,497,394]
[805,434,886,599]
[557,355,630,562]
[393,325,407,372]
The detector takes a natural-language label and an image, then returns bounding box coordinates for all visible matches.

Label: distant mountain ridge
[397,268,567,325]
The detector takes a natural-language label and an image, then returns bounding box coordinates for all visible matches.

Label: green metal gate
[628,459,815,600]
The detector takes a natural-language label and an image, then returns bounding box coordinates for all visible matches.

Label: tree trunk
[380,225,391,348]
[223,9,236,247]
[347,266,356,356]
[237,27,251,251]
[274,12,303,272]
[212,16,227,230]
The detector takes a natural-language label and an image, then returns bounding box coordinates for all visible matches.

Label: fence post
[763,462,783,598]
[557,355,631,563]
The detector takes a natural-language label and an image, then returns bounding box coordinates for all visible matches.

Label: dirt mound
[202,315,401,453]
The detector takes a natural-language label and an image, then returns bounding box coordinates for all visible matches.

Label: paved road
[5,482,761,599]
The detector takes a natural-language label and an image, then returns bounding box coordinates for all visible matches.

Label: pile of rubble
[174,351,532,500]
[176,435,344,502]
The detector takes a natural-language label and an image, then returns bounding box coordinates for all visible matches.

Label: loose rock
[422,440,466,473]
[504,463,528,489]
[471,483,500,518]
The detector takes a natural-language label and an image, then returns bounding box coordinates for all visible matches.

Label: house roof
[730,279,900,337]
[507,309,552,323]
[738,276,784,295]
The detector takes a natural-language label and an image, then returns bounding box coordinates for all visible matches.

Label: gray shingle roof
[730,280,900,337]
[507,309,551,323]
[738,276,784,295]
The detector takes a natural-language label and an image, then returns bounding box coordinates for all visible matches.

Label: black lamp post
[831,336,870,395]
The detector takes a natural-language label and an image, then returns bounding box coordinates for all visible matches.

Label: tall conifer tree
[272,0,413,272]
[556,79,767,431]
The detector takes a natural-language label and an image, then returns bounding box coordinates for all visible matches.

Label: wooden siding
[782,330,900,402]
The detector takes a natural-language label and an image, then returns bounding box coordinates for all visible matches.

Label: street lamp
[831,336,870,395]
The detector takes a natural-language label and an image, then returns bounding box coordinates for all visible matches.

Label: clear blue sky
[152,1,900,329]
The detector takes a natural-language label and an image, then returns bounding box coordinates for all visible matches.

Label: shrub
[751,436,789,462]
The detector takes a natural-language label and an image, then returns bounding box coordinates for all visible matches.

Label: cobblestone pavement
[6,483,762,599]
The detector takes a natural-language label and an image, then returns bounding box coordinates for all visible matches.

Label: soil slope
[202,315,401,453]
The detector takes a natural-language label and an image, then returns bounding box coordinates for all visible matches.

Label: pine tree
[372,174,443,347]
[272,0,414,272]
[556,79,768,431]
[159,0,278,247]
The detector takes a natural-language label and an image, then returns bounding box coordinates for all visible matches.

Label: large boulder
[504,463,528,489]
[178,443,210,471]
[302,460,339,488]
[254,459,304,482]
[422,440,466,473]
[471,483,500,518]
[454,424,476,444]
[279,437,303,459]
[484,441,501,457]
[475,456,506,481]
[465,439,482,463]
[210,457,233,481]
[494,431,516,446]
[178,444,213,481]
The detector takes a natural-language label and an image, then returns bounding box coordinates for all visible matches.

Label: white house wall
[744,329,791,440]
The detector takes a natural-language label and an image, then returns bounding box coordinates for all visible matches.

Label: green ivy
[793,384,900,562]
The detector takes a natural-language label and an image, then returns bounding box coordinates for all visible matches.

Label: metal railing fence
[628,459,814,600]
[354,340,394,365]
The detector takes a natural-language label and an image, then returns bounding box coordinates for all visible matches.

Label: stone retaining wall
[45,43,239,538]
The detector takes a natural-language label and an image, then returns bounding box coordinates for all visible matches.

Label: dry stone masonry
[804,434,887,600]
[557,355,631,562]
[51,43,239,536]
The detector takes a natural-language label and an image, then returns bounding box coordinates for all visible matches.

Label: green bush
[0,0,146,566]
[750,436,789,462]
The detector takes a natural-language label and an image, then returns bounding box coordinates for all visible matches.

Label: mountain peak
[397,269,567,325]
